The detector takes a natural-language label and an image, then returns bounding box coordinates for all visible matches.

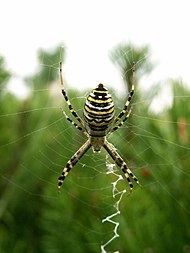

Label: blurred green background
[0,43,190,253]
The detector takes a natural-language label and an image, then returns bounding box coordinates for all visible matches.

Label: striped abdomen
[83,83,114,135]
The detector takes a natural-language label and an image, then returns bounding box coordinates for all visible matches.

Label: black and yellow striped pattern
[83,83,115,133]
[103,140,141,192]
[58,140,92,192]
[58,62,141,193]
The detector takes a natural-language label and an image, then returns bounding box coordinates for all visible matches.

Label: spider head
[90,136,105,153]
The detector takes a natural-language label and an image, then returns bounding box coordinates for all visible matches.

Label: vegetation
[0,44,190,253]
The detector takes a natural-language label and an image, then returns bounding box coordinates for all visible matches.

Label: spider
[58,62,141,193]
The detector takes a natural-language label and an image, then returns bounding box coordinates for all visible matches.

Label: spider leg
[58,139,92,192]
[60,108,88,136]
[60,62,84,126]
[110,108,132,134]
[103,139,140,192]
[113,63,135,125]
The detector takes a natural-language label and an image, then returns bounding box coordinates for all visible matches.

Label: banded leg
[110,108,132,134]
[103,140,140,192]
[60,108,88,136]
[58,139,91,192]
[60,62,84,125]
[113,63,135,125]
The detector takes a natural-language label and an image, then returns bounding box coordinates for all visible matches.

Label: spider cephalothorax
[58,62,140,192]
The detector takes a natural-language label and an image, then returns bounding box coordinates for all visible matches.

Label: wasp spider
[58,62,141,192]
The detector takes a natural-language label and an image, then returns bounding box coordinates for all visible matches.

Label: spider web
[1,46,190,253]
